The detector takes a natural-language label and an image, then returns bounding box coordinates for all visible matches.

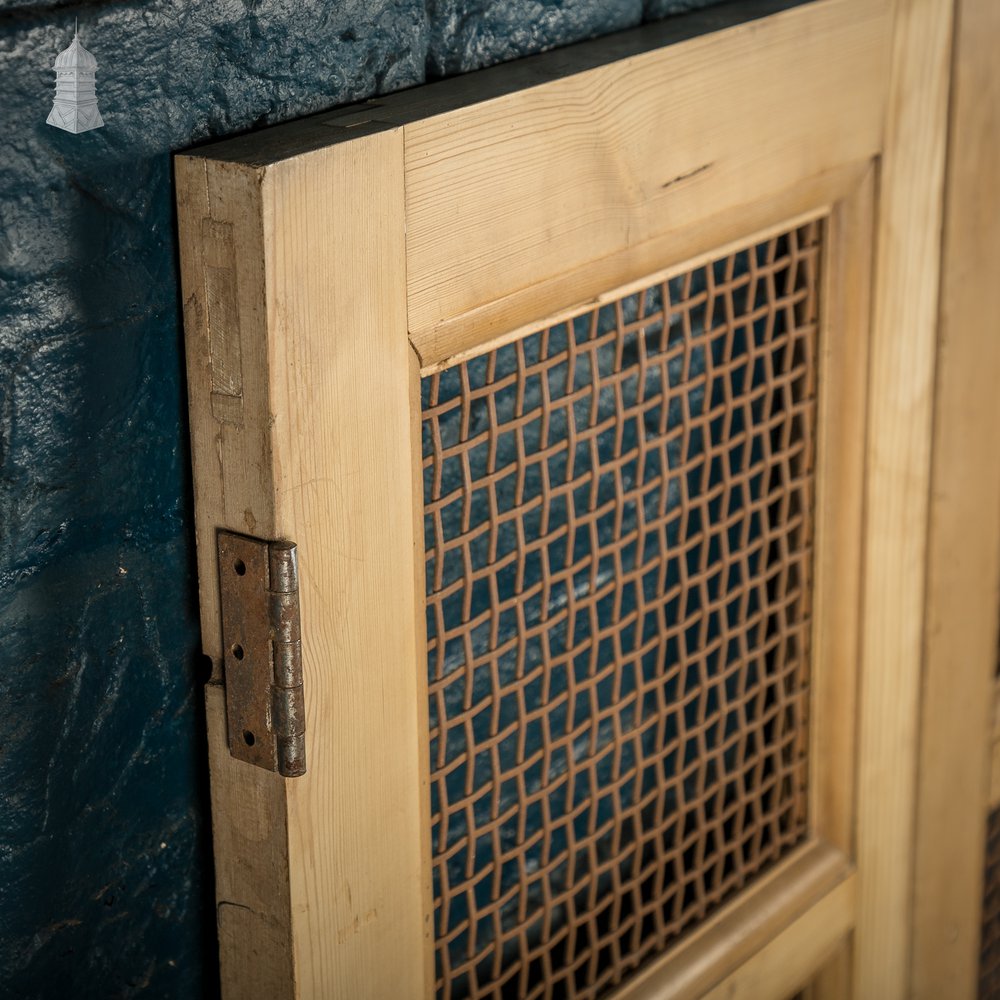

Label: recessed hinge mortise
[217,530,306,777]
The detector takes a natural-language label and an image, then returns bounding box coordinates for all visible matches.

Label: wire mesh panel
[421,221,823,999]
[982,806,1000,996]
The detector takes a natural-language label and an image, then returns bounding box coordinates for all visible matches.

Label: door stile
[855,0,956,995]
[262,127,429,1000]
[176,150,297,1000]
[178,124,431,999]
[911,0,1000,996]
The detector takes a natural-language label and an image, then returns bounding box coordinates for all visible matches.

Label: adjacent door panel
[175,0,963,996]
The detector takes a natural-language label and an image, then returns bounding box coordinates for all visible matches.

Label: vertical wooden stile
[803,168,877,1000]
[177,125,431,999]
[855,0,956,996]
[176,152,296,1000]
[809,169,875,858]
[912,0,1000,996]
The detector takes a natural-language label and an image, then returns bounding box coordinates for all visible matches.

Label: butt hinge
[217,530,306,777]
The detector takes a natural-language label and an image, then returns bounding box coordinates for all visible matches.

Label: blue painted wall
[0,1,729,995]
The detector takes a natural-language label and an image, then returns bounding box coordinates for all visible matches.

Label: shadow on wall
[0,0,730,996]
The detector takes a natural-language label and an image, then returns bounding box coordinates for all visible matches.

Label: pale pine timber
[911,0,1000,995]
[615,842,853,1000]
[176,152,295,1000]
[397,0,891,367]
[808,169,875,859]
[854,0,956,996]
[177,124,430,1000]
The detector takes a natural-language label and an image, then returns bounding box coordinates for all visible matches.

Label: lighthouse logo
[47,21,104,134]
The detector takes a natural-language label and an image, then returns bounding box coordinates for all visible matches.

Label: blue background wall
[1,1,728,996]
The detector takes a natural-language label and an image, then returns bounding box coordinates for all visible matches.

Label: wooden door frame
[175,0,961,996]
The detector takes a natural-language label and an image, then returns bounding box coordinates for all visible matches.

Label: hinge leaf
[217,531,306,777]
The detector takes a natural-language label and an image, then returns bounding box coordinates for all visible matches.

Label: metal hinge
[217,531,306,777]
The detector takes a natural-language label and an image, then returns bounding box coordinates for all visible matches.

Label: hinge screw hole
[243,730,255,747]
[231,644,245,661]
[233,559,246,576]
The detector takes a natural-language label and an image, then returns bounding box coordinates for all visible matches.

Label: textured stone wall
[0,0,731,996]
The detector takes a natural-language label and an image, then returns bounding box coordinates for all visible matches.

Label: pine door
[174,1,980,997]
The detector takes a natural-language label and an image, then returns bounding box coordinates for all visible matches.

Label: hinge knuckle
[268,542,297,594]
[272,634,301,688]
[273,687,306,777]
[272,683,305,733]
[277,733,306,778]
[217,530,307,777]
[270,591,301,644]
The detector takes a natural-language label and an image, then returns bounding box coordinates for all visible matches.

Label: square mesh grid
[421,221,822,999]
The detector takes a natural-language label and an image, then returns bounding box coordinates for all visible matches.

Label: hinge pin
[268,543,305,777]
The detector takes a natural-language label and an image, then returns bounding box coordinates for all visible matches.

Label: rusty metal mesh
[421,221,822,999]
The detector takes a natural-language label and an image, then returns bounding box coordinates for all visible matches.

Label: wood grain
[804,944,854,1000]
[176,152,294,998]
[616,841,853,1000]
[209,684,295,999]
[262,129,429,999]
[701,875,854,1000]
[809,168,875,858]
[911,0,1000,995]
[401,0,891,366]
[177,125,430,999]
[416,162,869,376]
[854,0,956,995]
